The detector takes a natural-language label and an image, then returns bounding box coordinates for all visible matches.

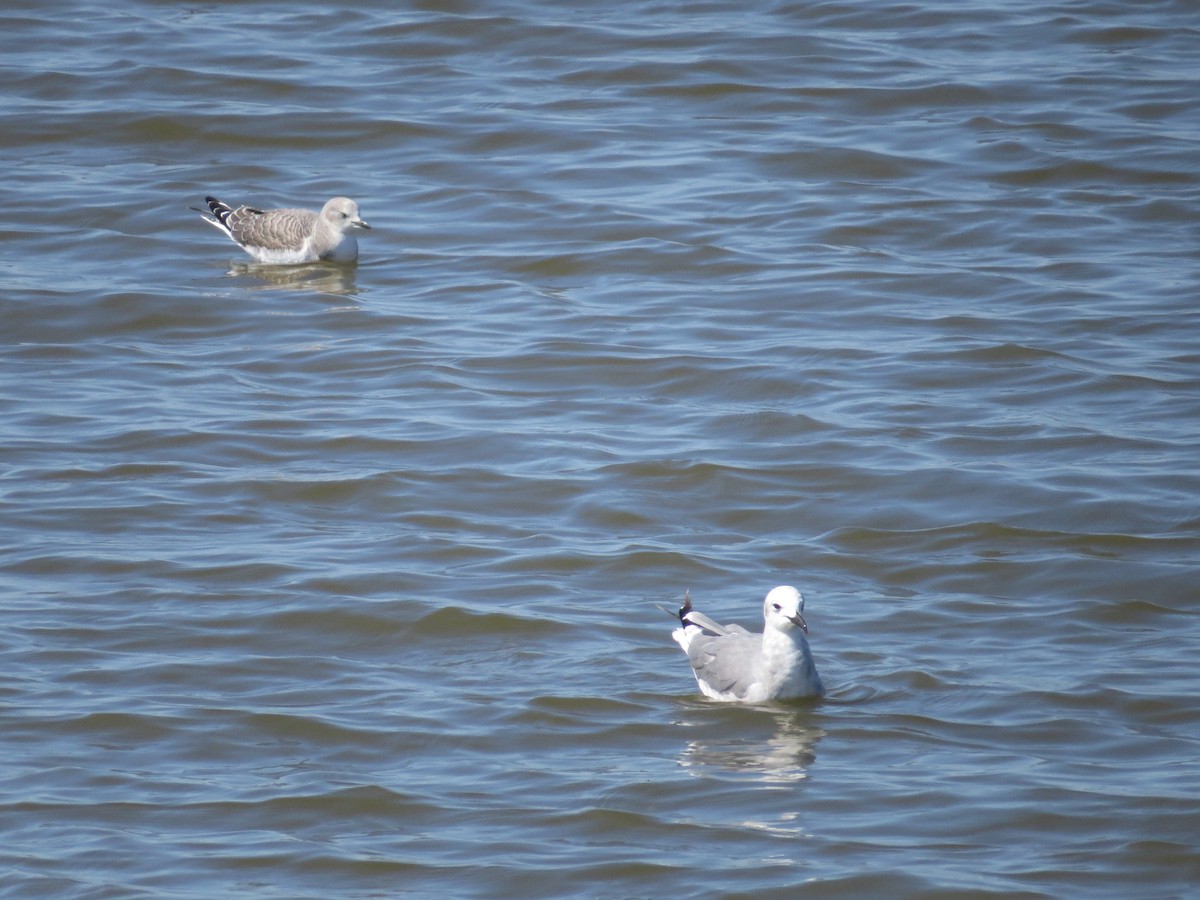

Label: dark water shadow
[226,260,363,297]
[675,703,826,784]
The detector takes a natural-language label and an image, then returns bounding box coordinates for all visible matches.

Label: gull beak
[353,217,371,230]
[789,612,809,634]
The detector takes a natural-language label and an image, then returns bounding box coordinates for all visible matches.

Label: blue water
[2,1,1199,896]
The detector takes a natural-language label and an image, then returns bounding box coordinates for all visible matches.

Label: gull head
[762,585,808,634]
[322,197,371,232]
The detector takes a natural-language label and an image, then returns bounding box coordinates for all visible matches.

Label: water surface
[2,0,1199,896]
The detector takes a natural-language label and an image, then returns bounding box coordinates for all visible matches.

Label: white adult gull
[196,195,370,264]
[669,585,824,703]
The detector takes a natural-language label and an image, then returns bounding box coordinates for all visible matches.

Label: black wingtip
[678,589,693,623]
[201,196,241,227]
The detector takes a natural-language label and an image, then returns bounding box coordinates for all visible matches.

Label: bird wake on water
[194,195,370,264]
[668,585,824,703]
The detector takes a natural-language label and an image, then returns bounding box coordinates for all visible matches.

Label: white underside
[242,245,320,265]
[239,233,358,265]
[694,675,769,703]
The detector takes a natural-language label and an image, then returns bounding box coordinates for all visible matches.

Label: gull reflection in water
[678,709,824,785]
[226,261,362,297]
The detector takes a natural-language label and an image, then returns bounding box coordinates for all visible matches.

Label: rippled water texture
[2,0,1199,896]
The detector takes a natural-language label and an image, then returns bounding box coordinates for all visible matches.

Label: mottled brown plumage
[197,195,370,264]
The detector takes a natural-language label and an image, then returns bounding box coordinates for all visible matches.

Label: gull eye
[772,603,782,611]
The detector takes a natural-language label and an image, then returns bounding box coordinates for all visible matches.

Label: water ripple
[3,0,1199,896]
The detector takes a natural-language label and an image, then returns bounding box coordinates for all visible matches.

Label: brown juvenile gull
[196,195,370,264]
[669,585,824,702]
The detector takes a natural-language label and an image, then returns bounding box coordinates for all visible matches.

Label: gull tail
[655,589,692,622]
[678,593,733,637]
[191,196,232,233]
[196,196,237,232]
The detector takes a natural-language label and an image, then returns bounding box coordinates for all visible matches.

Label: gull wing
[686,631,764,700]
[228,207,317,251]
